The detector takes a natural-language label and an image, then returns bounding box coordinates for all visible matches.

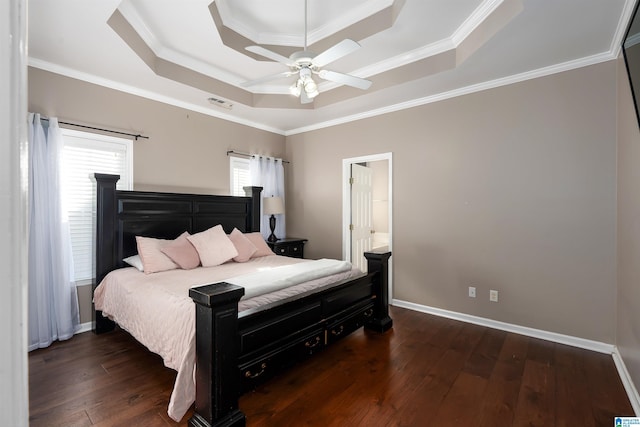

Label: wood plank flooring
[29,306,634,426]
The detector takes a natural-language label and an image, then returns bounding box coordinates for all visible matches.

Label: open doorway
[342,152,393,298]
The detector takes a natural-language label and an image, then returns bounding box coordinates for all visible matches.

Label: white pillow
[123,254,144,272]
[187,225,238,267]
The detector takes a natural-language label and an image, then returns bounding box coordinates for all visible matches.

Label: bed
[92,173,392,427]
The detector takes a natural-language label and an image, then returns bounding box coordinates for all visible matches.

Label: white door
[350,164,373,273]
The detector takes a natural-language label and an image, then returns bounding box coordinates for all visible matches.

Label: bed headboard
[93,173,263,287]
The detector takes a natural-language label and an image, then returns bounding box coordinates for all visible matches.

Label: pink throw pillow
[135,236,179,274]
[187,225,238,267]
[244,232,275,257]
[228,228,257,262]
[160,232,201,270]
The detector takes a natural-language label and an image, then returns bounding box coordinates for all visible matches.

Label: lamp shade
[263,196,284,215]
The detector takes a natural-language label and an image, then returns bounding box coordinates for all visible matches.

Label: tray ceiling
[28,0,633,135]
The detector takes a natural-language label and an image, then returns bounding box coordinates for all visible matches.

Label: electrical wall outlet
[468,286,476,298]
[490,290,499,302]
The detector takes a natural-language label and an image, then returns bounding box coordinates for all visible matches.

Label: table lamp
[263,196,284,242]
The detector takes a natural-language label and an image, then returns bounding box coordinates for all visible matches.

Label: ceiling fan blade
[312,39,361,68]
[245,46,293,66]
[318,70,372,90]
[300,90,314,104]
[241,71,295,87]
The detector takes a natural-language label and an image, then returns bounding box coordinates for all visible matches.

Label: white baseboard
[391,299,614,354]
[75,321,94,334]
[613,348,640,415]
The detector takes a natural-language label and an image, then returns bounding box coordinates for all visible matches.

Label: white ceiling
[28,0,634,135]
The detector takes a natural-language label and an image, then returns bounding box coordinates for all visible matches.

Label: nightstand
[267,238,307,258]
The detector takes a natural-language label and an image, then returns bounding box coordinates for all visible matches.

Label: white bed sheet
[93,254,362,422]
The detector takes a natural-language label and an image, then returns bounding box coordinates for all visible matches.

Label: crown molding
[355,38,456,80]
[613,0,640,56]
[215,0,393,47]
[626,32,640,49]
[28,58,286,135]
[29,40,617,137]
[117,1,161,55]
[285,50,616,136]
[452,0,508,45]
[305,0,394,46]
[118,1,243,85]
[114,0,515,102]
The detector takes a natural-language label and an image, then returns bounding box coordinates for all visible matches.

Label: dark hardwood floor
[29,306,634,426]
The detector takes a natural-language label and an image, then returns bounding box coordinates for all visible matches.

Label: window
[229,156,250,196]
[60,128,133,283]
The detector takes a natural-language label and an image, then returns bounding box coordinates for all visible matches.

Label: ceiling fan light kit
[290,80,302,97]
[288,66,319,102]
[243,0,371,103]
[304,79,319,98]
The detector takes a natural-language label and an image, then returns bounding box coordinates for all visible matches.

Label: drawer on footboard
[322,278,374,317]
[239,302,322,355]
[326,300,375,345]
[239,328,325,391]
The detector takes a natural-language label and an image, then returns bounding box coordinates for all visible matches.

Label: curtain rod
[39,117,149,141]
[226,150,290,164]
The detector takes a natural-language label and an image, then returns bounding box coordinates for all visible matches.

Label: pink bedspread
[93,255,361,422]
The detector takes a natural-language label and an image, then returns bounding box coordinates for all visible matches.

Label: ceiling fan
[241,0,372,104]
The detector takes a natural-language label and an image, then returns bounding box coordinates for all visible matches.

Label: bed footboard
[189,283,246,427]
[189,250,392,427]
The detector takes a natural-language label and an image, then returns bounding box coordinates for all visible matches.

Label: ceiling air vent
[207,97,233,110]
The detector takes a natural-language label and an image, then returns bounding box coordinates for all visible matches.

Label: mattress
[93,254,362,421]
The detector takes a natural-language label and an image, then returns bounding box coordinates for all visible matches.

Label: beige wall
[617,54,640,398]
[28,68,286,195]
[28,67,286,323]
[286,61,618,343]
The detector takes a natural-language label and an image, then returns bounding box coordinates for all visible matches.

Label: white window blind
[229,156,250,196]
[60,129,133,283]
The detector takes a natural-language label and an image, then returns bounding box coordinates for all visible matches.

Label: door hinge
[349,224,354,231]
[349,177,354,185]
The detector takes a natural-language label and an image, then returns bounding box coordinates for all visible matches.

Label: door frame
[342,152,393,300]
[2,0,29,424]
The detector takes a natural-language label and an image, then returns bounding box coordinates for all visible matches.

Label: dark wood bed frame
[93,173,392,427]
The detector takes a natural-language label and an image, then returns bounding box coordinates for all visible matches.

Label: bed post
[189,283,246,427]
[364,250,393,332]
[93,173,119,334]
[243,186,263,232]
